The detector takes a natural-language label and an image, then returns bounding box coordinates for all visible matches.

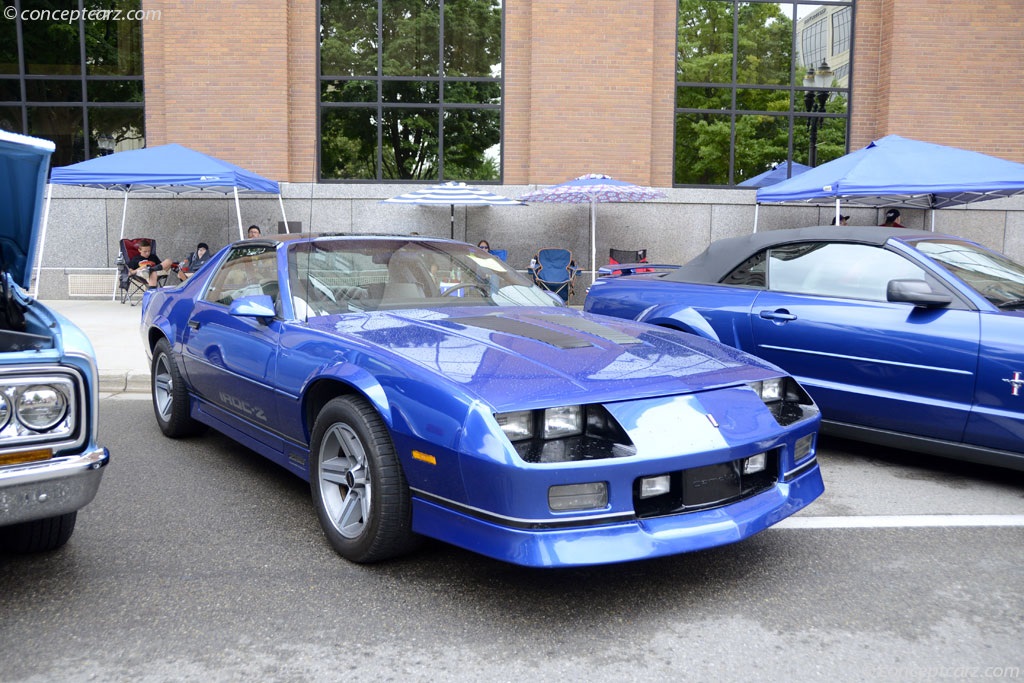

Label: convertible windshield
[914,239,1024,308]
[287,238,561,316]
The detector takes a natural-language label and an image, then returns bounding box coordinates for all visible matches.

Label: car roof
[666,225,945,283]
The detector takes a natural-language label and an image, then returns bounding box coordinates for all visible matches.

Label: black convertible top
[665,225,943,283]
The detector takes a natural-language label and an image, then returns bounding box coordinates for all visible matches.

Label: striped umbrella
[521,174,666,282]
[383,181,524,239]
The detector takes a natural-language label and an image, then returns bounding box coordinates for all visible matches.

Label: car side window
[204,245,279,307]
[721,251,767,287]
[767,242,927,301]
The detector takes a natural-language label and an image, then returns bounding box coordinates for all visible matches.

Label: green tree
[675,1,847,184]
[320,0,502,181]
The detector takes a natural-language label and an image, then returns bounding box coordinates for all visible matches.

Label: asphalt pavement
[43,298,150,395]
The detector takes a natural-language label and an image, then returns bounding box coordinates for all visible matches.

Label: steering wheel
[441,282,489,297]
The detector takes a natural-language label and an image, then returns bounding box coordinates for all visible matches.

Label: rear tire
[152,338,201,438]
[0,512,76,553]
[310,396,418,563]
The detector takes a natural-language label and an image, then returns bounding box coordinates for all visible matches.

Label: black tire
[151,338,201,438]
[309,396,418,563]
[0,512,76,553]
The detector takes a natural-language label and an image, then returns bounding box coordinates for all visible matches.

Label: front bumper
[412,461,824,567]
[0,447,109,526]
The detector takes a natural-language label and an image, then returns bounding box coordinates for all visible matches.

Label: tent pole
[118,190,128,240]
[753,203,759,233]
[450,205,455,240]
[590,201,597,284]
[233,187,244,239]
[32,184,54,299]
[835,198,841,225]
[278,192,289,232]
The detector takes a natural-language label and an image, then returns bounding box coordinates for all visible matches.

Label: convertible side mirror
[229,294,277,319]
[886,279,952,308]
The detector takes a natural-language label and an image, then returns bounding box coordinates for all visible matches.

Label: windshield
[914,239,1024,308]
[287,238,562,316]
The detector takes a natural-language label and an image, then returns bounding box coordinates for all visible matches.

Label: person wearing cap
[179,242,212,280]
[880,209,905,227]
[830,215,850,226]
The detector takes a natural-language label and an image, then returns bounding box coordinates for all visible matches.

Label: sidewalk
[43,299,151,394]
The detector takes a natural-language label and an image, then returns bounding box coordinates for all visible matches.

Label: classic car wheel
[310,396,417,563]
[0,512,76,553]
[151,339,200,438]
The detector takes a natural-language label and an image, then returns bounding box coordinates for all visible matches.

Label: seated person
[179,242,212,280]
[129,239,176,289]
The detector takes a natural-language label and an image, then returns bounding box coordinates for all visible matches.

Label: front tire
[0,512,76,553]
[151,338,200,438]
[310,396,417,563]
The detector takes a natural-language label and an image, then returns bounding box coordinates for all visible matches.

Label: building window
[832,7,851,55]
[0,0,145,167]
[674,1,852,186]
[319,0,504,183]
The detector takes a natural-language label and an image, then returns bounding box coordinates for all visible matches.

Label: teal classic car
[0,130,109,552]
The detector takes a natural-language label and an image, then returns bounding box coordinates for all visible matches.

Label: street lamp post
[803,58,833,167]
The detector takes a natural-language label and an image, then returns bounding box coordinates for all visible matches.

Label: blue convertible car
[586,226,1024,472]
[140,234,822,567]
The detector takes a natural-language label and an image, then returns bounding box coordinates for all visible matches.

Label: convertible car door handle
[758,309,797,322]
[188,319,201,330]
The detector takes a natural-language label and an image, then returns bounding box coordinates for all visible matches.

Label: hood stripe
[456,315,593,349]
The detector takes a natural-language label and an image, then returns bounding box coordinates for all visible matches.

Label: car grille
[632,451,779,518]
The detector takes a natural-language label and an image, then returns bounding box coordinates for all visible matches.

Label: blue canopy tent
[737,162,811,188]
[754,135,1024,231]
[39,143,286,296]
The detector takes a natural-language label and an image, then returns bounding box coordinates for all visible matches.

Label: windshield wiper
[995,298,1024,310]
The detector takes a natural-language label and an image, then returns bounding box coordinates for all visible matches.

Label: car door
[180,244,284,441]
[746,241,980,441]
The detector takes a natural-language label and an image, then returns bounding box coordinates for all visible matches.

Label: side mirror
[229,294,277,319]
[886,279,952,308]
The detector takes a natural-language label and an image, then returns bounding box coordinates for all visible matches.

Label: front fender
[636,304,721,342]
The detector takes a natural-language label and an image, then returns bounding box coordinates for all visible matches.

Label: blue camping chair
[530,247,580,302]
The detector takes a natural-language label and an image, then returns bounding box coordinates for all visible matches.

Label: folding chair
[530,247,580,302]
[608,247,652,275]
[118,238,170,306]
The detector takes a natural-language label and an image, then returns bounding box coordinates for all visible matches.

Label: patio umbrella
[382,181,524,239]
[521,173,667,282]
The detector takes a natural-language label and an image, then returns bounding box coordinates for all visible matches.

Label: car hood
[0,131,55,289]
[307,307,774,410]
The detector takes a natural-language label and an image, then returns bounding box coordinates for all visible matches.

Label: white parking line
[777,515,1024,529]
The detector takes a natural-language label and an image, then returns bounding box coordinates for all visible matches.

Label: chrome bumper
[0,447,109,526]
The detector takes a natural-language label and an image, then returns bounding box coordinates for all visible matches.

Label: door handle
[188,319,201,330]
[758,309,797,322]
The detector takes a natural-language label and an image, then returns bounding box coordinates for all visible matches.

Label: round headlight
[16,386,68,431]
[0,393,9,430]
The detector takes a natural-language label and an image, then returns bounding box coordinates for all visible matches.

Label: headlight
[543,405,583,439]
[0,373,81,450]
[748,377,819,426]
[494,405,636,463]
[16,385,68,431]
[496,410,533,441]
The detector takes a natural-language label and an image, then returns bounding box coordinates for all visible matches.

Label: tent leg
[753,203,759,233]
[233,187,244,240]
[32,184,54,299]
[278,192,289,232]
[450,205,455,240]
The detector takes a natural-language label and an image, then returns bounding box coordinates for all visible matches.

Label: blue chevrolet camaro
[140,234,823,567]
[585,226,1024,472]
